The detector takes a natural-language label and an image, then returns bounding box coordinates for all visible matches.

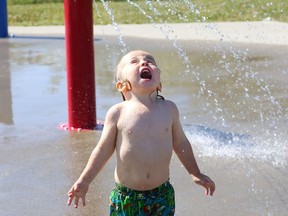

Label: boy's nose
[141,60,148,66]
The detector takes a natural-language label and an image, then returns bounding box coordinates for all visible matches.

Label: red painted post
[64,0,96,129]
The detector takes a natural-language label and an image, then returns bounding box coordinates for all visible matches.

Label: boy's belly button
[146,172,150,179]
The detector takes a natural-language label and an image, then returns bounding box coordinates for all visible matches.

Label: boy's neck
[128,90,158,105]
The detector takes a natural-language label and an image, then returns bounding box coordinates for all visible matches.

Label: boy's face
[119,50,161,92]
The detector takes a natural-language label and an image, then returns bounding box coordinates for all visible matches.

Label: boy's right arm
[67,105,120,208]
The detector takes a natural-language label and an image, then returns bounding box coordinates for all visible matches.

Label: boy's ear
[125,81,132,91]
[157,82,162,92]
[116,81,132,92]
[116,82,125,92]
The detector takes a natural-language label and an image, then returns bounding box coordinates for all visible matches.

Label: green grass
[7,0,288,26]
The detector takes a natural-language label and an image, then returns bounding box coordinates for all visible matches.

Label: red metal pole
[64,0,96,129]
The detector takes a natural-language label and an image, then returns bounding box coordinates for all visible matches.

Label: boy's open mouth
[140,68,152,80]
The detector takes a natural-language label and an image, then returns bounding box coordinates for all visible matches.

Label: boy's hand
[67,181,89,208]
[192,173,215,196]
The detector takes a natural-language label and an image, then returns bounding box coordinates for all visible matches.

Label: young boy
[67,50,215,215]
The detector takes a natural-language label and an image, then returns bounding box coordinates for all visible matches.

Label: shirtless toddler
[67,50,215,215]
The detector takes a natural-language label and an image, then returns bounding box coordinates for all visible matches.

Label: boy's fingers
[67,193,74,206]
[74,196,79,208]
[210,187,215,196]
[82,197,86,207]
[199,179,215,196]
[204,187,209,195]
[210,184,216,196]
[206,181,215,196]
[67,197,72,206]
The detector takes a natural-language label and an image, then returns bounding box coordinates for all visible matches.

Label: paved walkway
[9,21,288,45]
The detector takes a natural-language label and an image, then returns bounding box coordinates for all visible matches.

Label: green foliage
[8,3,64,25]
[7,0,129,4]
[7,0,288,26]
[7,0,62,4]
[198,0,287,22]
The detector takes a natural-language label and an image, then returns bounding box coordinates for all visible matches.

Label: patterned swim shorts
[109,181,175,216]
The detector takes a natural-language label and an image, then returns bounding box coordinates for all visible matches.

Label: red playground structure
[64,0,97,130]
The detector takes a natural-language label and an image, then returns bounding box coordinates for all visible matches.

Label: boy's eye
[130,59,138,64]
[148,61,157,66]
[146,57,156,65]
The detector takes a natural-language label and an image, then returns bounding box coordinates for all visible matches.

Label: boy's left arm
[171,103,215,196]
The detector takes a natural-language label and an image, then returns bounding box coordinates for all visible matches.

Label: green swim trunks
[109,181,175,216]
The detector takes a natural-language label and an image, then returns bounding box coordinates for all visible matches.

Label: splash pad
[1,1,288,215]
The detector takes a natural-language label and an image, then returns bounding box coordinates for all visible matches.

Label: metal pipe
[0,0,8,38]
[64,0,96,129]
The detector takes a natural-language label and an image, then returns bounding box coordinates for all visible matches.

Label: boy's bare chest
[117,105,173,163]
[119,107,172,136]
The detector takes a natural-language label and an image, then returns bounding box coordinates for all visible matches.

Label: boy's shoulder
[108,99,178,112]
[160,99,180,118]
[105,102,125,120]
[161,99,178,109]
[108,102,124,113]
